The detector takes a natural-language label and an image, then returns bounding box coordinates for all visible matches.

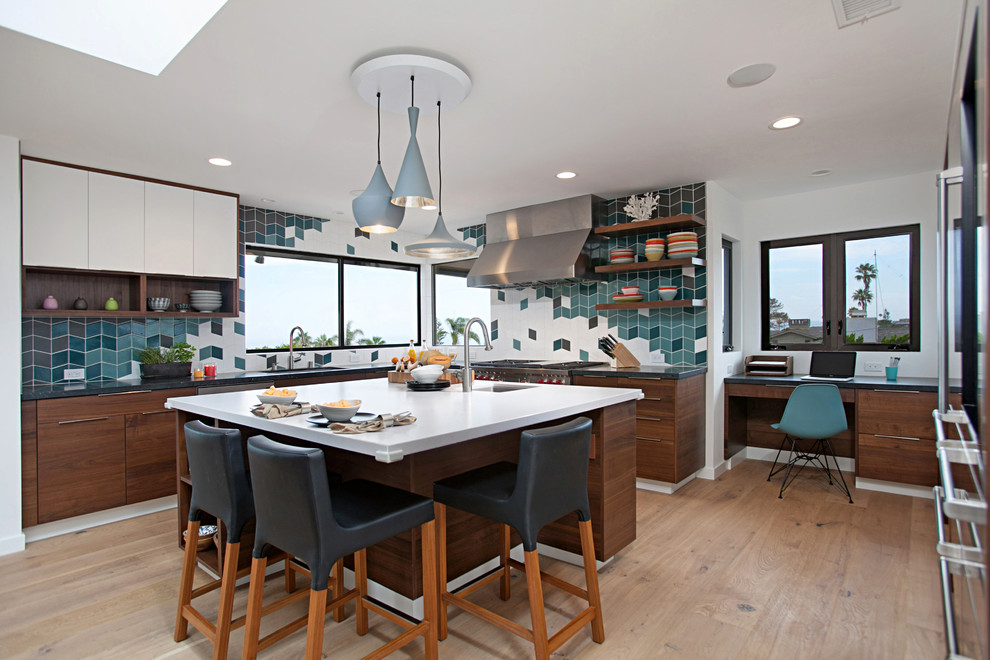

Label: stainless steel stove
[467,359,607,385]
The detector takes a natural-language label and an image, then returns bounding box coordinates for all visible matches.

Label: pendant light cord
[410,75,415,108]
[375,92,381,165]
[437,100,442,215]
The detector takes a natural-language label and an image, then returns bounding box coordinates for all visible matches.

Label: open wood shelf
[595,256,704,274]
[594,213,706,237]
[595,299,707,311]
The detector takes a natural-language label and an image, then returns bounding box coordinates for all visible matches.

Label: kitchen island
[167,379,640,607]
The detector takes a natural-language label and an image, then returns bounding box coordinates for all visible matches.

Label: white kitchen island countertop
[166,379,642,463]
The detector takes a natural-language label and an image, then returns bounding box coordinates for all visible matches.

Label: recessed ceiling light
[810,169,833,177]
[0,0,227,76]
[727,63,776,88]
[770,116,802,130]
[556,171,577,179]
[208,157,232,167]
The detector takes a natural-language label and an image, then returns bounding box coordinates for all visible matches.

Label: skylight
[0,0,227,76]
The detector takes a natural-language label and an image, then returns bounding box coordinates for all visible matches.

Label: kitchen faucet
[288,326,306,371]
[462,317,494,392]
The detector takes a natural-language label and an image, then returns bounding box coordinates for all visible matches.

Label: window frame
[245,245,422,353]
[722,237,734,352]
[760,224,920,352]
[431,258,486,346]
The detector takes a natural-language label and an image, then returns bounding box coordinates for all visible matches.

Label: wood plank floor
[0,460,956,659]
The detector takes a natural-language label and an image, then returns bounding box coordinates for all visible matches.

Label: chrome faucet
[462,317,494,392]
[288,326,306,371]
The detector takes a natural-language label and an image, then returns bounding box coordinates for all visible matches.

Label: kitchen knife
[602,335,616,350]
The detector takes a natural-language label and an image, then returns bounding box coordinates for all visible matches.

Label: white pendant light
[353,92,405,233]
[390,75,435,209]
[405,101,476,259]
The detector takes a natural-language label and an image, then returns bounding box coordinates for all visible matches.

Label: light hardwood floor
[0,460,954,659]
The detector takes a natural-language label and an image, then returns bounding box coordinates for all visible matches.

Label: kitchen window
[760,224,920,351]
[245,247,421,351]
[432,259,491,346]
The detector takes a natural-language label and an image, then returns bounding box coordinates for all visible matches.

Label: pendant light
[390,75,435,209]
[405,101,476,259]
[353,92,405,233]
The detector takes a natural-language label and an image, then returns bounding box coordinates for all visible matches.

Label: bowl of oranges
[257,386,298,405]
[316,399,362,422]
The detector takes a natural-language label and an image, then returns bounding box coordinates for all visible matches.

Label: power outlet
[64,368,85,380]
[727,364,735,376]
[349,352,360,363]
[863,361,884,374]
[650,351,666,364]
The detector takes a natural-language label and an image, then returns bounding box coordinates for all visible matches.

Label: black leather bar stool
[175,421,313,660]
[433,417,604,659]
[241,435,439,660]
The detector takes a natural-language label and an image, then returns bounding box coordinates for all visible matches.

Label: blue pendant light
[353,92,405,233]
[390,76,435,209]
[405,101,476,259]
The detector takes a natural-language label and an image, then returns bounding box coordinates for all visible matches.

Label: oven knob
[537,378,545,384]
[554,379,563,385]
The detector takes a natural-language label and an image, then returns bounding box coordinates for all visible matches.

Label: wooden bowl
[184,524,218,551]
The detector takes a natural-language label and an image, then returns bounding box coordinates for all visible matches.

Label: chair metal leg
[822,438,854,503]
[767,434,790,481]
[174,520,200,642]
[499,524,511,601]
[777,435,800,498]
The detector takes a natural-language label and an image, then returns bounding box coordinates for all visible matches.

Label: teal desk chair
[767,384,854,503]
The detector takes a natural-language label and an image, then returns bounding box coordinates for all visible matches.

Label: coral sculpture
[623,192,659,222]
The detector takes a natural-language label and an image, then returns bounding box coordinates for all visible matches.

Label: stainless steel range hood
[466,194,603,288]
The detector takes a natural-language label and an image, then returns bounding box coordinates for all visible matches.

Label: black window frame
[760,224,920,352]
[245,245,421,353]
[722,237,734,352]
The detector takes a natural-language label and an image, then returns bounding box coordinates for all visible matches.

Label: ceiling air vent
[831,0,901,28]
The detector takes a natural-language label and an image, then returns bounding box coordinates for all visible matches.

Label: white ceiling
[0,0,966,236]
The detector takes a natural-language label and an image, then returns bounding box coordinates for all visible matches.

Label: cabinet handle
[637,416,665,422]
[98,390,152,397]
[578,375,607,378]
[765,385,795,388]
[57,416,110,425]
[141,409,172,416]
[641,397,666,402]
[875,434,923,442]
[872,389,921,394]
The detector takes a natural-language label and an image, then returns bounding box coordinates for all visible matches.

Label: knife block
[611,342,640,368]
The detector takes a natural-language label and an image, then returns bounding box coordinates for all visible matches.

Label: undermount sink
[481,383,534,393]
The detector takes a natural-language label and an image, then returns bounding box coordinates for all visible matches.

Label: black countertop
[724,373,959,393]
[569,365,707,379]
[21,365,393,401]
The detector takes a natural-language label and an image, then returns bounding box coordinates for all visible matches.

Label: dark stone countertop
[21,365,393,401]
[569,365,707,379]
[723,373,959,393]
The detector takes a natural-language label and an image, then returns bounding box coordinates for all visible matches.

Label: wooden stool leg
[355,549,369,635]
[579,520,605,643]
[304,588,327,660]
[499,524,511,601]
[435,503,449,641]
[420,520,439,660]
[212,541,240,660]
[240,556,269,660]
[174,520,200,642]
[285,555,296,593]
[331,557,346,622]
[523,550,550,660]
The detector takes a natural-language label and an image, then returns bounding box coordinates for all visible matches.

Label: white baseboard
[697,461,728,480]
[0,532,26,556]
[510,542,613,572]
[855,478,934,499]
[744,446,855,473]
[636,473,697,494]
[25,496,177,543]
[726,449,748,470]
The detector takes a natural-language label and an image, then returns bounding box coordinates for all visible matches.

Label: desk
[724,375,963,489]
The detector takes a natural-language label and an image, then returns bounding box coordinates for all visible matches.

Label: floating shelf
[595,299,707,311]
[595,257,704,275]
[594,213,706,238]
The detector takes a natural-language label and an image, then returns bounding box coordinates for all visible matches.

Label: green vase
[104,297,118,311]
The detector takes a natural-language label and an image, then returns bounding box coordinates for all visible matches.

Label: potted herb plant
[136,342,196,379]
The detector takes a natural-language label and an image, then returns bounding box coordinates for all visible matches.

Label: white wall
[0,135,23,555]
[739,171,943,378]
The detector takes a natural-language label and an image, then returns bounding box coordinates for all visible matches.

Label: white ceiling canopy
[0,0,227,75]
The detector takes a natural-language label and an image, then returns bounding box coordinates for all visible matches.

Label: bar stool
[433,417,604,659]
[174,421,311,660]
[241,435,438,660]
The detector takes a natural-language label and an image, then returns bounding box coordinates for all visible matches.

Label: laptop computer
[800,351,856,382]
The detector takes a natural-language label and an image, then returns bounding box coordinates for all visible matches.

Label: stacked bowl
[610,248,635,264]
[190,290,223,312]
[666,231,699,259]
[644,238,665,261]
[147,297,171,312]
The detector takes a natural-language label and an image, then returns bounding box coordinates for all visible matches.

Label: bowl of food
[257,386,297,405]
[410,364,444,383]
[183,524,218,551]
[316,399,362,422]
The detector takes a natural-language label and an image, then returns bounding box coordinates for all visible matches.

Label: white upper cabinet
[144,182,195,276]
[22,160,89,269]
[88,172,145,272]
[193,191,238,278]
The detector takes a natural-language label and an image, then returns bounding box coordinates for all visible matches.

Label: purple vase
[42,295,58,310]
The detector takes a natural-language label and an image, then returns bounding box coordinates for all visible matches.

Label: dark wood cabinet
[125,409,180,503]
[574,373,705,485]
[21,401,38,527]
